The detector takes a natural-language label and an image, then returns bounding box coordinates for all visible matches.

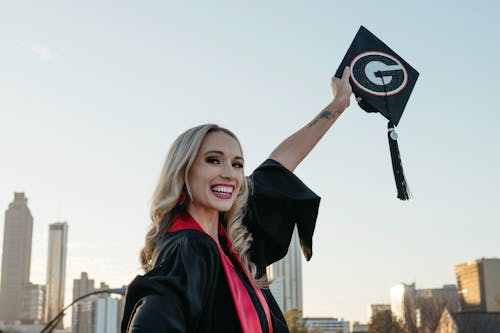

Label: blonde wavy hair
[140,124,268,287]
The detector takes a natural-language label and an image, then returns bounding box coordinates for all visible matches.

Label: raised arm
[269,66,352,172]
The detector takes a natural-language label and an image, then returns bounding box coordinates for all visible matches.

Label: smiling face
[187,130,245,218]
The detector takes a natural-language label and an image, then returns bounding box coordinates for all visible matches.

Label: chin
[214,201,236,213]
[217,205,234,213]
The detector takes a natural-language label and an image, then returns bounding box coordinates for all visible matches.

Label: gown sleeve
[121,231,221,333]
[244,159,321,274]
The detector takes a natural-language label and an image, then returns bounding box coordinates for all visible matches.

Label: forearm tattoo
[307,108,342,128]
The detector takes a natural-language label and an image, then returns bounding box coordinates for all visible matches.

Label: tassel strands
[387,122,411,200]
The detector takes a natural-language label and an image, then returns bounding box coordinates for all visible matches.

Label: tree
[284,308,308,333]
[369,310,405,333]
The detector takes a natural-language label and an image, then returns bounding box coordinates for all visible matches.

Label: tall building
[44,222,68,326]
[455,258,500,312]
[72,272,95,333]
[21,283,45,323]
[0,192,33,323]
[270,227,303,312]
[73,273,95,299]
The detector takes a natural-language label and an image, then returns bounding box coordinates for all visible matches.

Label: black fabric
[122,230,230,332]
[334,25,419,126]
[121,159,321,333]
[245,159,321,276]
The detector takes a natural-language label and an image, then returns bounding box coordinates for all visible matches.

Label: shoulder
[122,231,221,326]
[122,231,223,332]
[152,229,219,271]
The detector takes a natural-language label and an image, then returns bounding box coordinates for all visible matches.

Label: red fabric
[168,214,273,333]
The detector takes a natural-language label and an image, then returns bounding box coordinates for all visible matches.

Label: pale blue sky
[1,0,499,324]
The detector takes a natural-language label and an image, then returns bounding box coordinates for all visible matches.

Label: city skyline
[0,192,123,331]
[0,191,497,328]
[1,1,499,323]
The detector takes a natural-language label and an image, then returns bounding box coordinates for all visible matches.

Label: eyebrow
[204,150,244,161]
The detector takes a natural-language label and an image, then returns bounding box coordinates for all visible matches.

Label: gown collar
[169,213,273,333]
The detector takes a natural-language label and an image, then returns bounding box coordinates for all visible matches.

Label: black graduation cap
[335,26,419,200]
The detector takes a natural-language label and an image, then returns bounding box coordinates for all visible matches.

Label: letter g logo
[350,51,408,96]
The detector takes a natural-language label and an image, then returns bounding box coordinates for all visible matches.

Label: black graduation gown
[121,159,320,333]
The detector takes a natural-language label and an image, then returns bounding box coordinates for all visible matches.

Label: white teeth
[211,186,233,194]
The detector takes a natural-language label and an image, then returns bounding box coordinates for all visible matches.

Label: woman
[121,67,352,333]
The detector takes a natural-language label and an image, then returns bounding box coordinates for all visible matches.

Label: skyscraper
[0,192,33,323]
[455,258,500,312]
[45,222,68,326]
[72,272,95,333]
[270,227,303,312]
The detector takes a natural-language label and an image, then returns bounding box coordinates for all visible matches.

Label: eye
[206,157,220,164]
[232,162,244,169]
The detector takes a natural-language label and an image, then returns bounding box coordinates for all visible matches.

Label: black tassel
[388,122,411,200]
[377,71,411,200]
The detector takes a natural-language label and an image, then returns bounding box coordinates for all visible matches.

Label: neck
[187,204,219,240]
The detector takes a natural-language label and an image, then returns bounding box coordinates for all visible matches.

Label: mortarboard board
[335,26,419,200]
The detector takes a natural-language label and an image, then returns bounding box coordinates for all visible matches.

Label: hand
[355,96,378,113]
[331,66,352,110]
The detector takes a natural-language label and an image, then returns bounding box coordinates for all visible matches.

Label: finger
[341,66,351,81]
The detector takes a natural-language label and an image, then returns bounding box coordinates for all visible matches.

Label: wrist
[329,99,348,113]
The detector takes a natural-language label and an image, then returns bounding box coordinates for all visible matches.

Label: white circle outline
[350,51,408,96]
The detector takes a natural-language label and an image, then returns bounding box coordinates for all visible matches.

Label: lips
[211,184,234,199]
